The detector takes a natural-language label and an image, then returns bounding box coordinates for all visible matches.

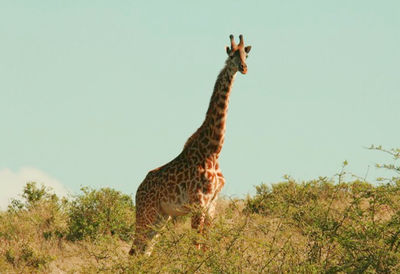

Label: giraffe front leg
[191,211,206,250]
[130,224,157,256]
[130,209,170,256]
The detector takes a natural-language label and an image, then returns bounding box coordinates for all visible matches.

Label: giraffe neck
[184,62,237,160]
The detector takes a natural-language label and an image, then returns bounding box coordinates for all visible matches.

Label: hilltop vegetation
[0,146,399,273]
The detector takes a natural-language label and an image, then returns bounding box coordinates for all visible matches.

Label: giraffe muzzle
[239,64,247,74]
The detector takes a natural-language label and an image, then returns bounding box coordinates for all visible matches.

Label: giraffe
[130,34,251,256]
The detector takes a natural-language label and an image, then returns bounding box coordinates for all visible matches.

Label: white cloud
[0,167,69,210]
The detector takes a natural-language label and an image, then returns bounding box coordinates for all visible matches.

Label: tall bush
[67,187,135,241]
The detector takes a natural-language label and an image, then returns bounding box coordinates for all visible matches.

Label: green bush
[245,177,400,272]
[245,177,340,217]
[67,187,135,241]
[8,182,60,212]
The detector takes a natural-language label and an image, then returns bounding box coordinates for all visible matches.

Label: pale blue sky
[1,1,399,200]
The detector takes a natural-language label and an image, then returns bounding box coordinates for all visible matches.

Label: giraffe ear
[245,46,252,53]
[226,46,231,55]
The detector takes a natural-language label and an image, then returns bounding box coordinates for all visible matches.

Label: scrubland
[1,146,399,273]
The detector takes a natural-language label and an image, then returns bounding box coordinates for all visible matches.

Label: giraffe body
[130,35,251,255]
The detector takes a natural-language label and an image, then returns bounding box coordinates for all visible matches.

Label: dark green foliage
[67,187,135,241]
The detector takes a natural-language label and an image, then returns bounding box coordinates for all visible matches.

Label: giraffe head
[225,34,252,74]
